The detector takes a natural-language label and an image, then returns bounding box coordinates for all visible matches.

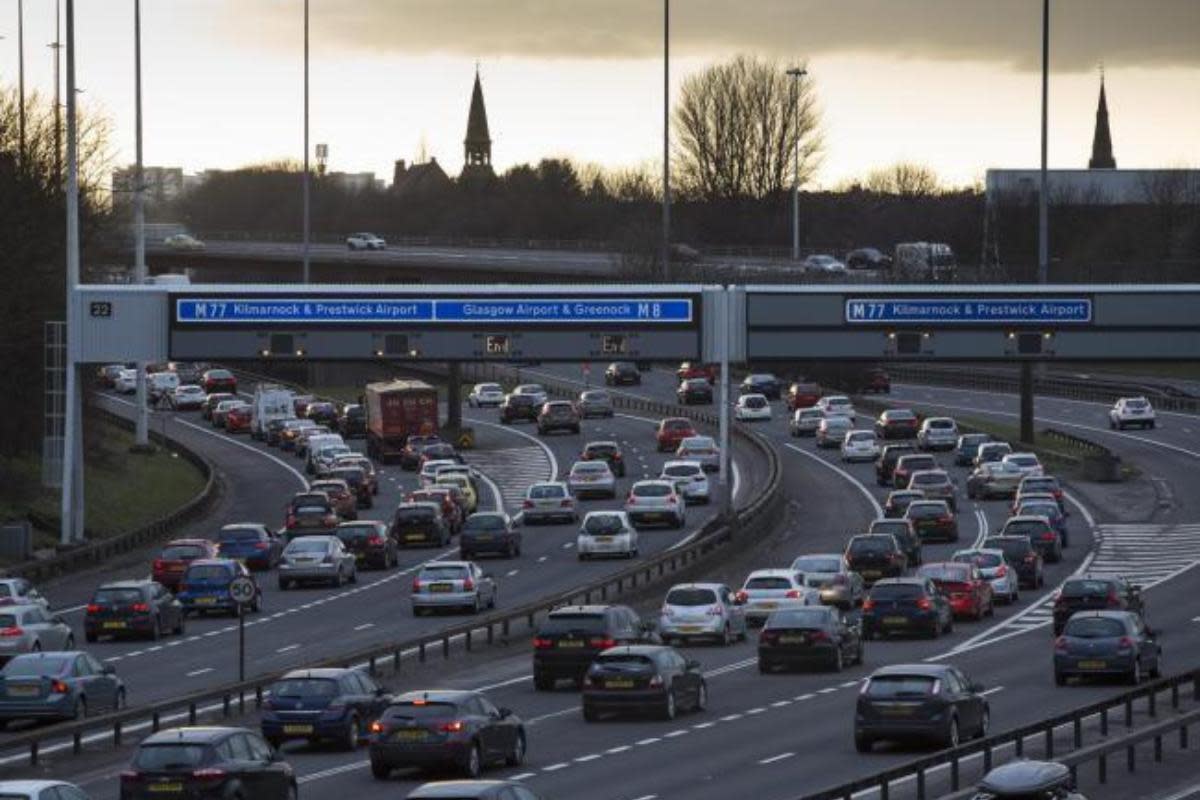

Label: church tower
[1088,75,1116,169]
[461,67,495,181]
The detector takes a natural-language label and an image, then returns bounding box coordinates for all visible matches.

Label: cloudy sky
[2,0,1197,187]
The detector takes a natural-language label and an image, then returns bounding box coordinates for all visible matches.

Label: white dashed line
[185,667,213,678]
[636,737,662,746]
[664,729,688,738]
[276,644,300,653]
[543,763,569,772]
[353,623,374,631]
[759,752,795,765]
[575,754,602,763]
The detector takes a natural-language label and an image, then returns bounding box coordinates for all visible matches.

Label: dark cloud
[232,0,1200,71]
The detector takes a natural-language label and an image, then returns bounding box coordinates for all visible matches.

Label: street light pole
[1038,0,1049,285]
[301,0,311,283]
[49,0,62,189]
[786,67,806,261]
[60,0,82,545]
[661,0,670,281]
[17,0,25,166]
[132,0,149,447]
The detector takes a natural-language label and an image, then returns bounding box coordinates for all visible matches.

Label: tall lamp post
[661,0,670,281]
[17,0,25,165]
[786,66,807,262]
[301,0,311,283]
[132,0,149,447]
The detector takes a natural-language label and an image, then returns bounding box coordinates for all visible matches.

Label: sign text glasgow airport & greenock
[173,298,694,324]
[844,298,1093,324]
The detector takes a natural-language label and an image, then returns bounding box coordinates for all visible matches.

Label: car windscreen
[585,445,617,456]
[907,504,947,519]
[910,473,947,486]
[294,506,329,516]
[594,654,655,669]
[330,470,364,487]
[529,485,566,499]
[161,544,206,560]
[393,509,435,524]
[1008,455,1039,467]
[633,484,670,497]
[2,656,71,677]
[573,463,610,474]
[866,675,938,697]
[919,565,970,583]
[537,615,607,635]
[768,609,831,628]
[1019,503,1059,519]
[184,565,232,582]
[1003,520,1047,536]
[133,743,209,770]
[954,552,1003,569]
[899,456,936,470]
[886,411,915,421]
[665,588,718,606]
[337,525,377,541]
[286,540,329,555]
[419,566,467,581]
[662,465,699,478]
[745,397,767,409]
[93,588,144,604]
[927,419,955,429]
[985,538,1030,560]
[384,701,460,721]
[272,678,338,698]
[219,528,261,542]
[847,432,874,443]
[849,537,895,554]
[1064,617,1126,638]
[583,516,626,535]
[869,583,923,600]
[1061,580,1114,598]
[1125,399,1149,410]
[869,522,908,536]
[793,556,841,573]
[745,577,793,590]
[464,515,506,532]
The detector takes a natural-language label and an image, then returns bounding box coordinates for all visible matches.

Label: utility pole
[661,0,670,282]
[60,0,82,545]
[132,0,149,448]
[50,0,62,189]
[17,0,25,166]
[786,67,807,261]
[301,0,311,283]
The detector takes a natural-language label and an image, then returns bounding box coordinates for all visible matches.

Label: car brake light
[1041,531,1056,541]
[0,626,23,638]
[523,499,534,509]
[1107,590,1122,608]
[1054,636,1069,653]
[667,496,677,504]
[253,542,269,550]
[1052,591,1064,606]
[131,603,150,613]
[916,597,933,611]
[784,590,801,599]
[192,768,227,782]
[86,604,101,614]
[735,590,748,604]
[862,598,875,611]
[152,559,165,571]
[367,535,384,546]
[590,637,617,648]
[440,720,466,733]
[627,495,636,505]
[759,629,779,643]
[120,771,142,784]
[369,719,385,733]
[1117,636,1135,651]
[533,637,553,649]
[707,604,725,616]
[50,679,70,694]
[560,499,573,508]
[809,630,830,642]
[411,578,421,592]
[648,675,664,688]
[462,579,475,591]
[939,516,953,524]
[995,564,1008,577]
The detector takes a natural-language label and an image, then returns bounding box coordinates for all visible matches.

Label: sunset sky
[1,0,1197,188]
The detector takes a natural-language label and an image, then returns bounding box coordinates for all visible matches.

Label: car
[400,434,443,471]
[908,469,958,511]
[740,373,782,400]
[816,394,856,422]
[168,384,206,411]
[1014,499,1070,547]
[862,367,892,393]
[967,460,1026,500]
[845,534,908,585]
[210,399,241,428]
[261,666,392,750]
[855,664,988,751]
[1110,396,1156,430]
[1001,515,1063,563]
[163,232,206,251]
[1052,576,1146,636]
[677,378,713,405]
[917,417,959,451]
[266,417,295,447]
[1054,611,1161,686]
[582,644,707,721]
[842,429,880,462]
[408,488,464,534]
[917,562,994,620]
[337,403,367,438]
[876,443,917,486]
[577,511,638,560]
[120,726,296,799]
[875,408,919,439]
[460,512,521,560]
[846,247,893,270]
[278,418,317,450]
[177,559,262,617]
[862,578,954,640]
[0,579,49,610]
[816,415,853,448]
[893,453,937,489]
[803,253,847,273]
[532,604,657,690]
[390,502,451,548]
[1011,489,1062,514]
[677,361,717,383]
[113,368,138,394]
[660,460,710,504]
[98,362,128,388]
[0,604,73,660]
[656,418,697,452]
[366,690,525,780]
[411,561,496,615]
[758,606,863,673]
[404,780,546,800]
[521,481,578,524]
[790,406,825,437]
[791,554,865,609]
[216,522,282,570]
[1017,475,1066,512]
[675,435,720,473]
[906,499,959,542]
[146,371,180,406]
[151,539,220,591]
[200,368,237,394]
[982,535,1045,589]
[84,581,184,642]
[336,520,398,569]
[435,463,479,493]
[975,441,1014,468]
[735,393,773,422]
[659,582,747,645]
[328,465,373,508]
[437,474,479,514]
[346,232,386,250]
[868,518,923,567]
[786,381,823,410]
[0,780,93,800]
[883,489,925,519]
[420,458,459,488]
[955,433,993,466]
[735,570,818,626]
[567,460,617,500]
[512,384,548,406]
[291,394,314,418]
[1003,452,1044,478]
[625,479,686,529]
[580,440,626,476]
[973,760,1089,800]
[0,652,123,723]
[953,548,1020,604]
[467,382,505,408]
[284,491,338,533]
[604,361,641,386]
[223,402,253,433]
[304,401,339,428]
[576,390,614,419]
[498,393,538,424]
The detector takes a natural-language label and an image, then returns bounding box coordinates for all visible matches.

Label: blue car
[1054,610,1161,685]
[177,559,262,617]
[216,523,282,570]
[261,668,392,750]
[0,651,125,723]
[1015,500,1070,548]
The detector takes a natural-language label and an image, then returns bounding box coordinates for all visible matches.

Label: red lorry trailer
[364,380,439,463]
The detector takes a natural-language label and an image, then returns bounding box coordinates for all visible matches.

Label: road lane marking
[759,752,795,765]
[185,668,213,678]
[783,443,883,516]
[276,644,300,653]
[353,623,374,631]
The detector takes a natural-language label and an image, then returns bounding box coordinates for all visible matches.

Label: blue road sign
[434,299,693,324]
[175,299,434,323]
[844,298,1092,325]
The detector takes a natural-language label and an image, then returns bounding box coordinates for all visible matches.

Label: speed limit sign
[228,576,256,607]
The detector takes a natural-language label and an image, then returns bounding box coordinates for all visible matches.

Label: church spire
[464,66,492,169]
[1088,73,1116,169]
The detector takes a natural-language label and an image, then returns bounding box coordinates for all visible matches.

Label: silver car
[660,460,710,504]
[567,461,617,500]
[467,382,505,407]
[675,436,720,472]
[736,569,820,625]
[411,561,497,614]
[953,548,1020,604]
[917,417,959,451]
[790,554,865,609]
[0,579,48,609]
[908,469,958,511]
[513,384,548,407]
[789,407,825,437]
[625,480,686,529]
[522,481,579,524]
[816,416,853,448]
[659,582,747,645]
[577,390,615,419]
[577,511,639,560]
[277,535,357,589]
[0,605,73,661]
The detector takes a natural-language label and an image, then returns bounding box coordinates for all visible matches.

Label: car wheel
[85,631,97,643]
[721,624,733,647]
[332,570,343,589]
[832,646,844,672]
[349,567,358,585]
[946,716,961,748]
[507,731,527,766]
[488,590,497,610]
[115,688,127,712]
[63,634,75,649]
[978,707,990,739]
[173,615,185,635]
[342,714,359,751]
[695,681,708,712]
[278,578,290,591]
[1055,670,1067,686]
[583,703,599,722]
[149,617,161,641]
[661,690,677,721]
[1129,660,1142,685]
[370,758,391,780]
[462,742,483,779]
[856,641,865,665]
[73,697,87,720]
[854,733,873,753]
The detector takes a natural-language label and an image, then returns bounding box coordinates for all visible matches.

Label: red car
[874,409,920,439]
[152,538,220,591]
[224,403,252,433]
[407,489,462,533]
[786,382,822,411]
[656,417,697,452]
[293,394,314,417]
[917,562,993,620]
[676,362,718,383]
[201,368,237,394]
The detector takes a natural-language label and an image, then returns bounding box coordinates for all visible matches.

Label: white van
[147,371,180,404]
[251,384,296,441]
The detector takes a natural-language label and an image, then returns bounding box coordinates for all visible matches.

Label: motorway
[17,366,1200,799]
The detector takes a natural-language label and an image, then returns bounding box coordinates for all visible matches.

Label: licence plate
[7,686,38,697]
[1079,660,1107,669]
[605,679,635,689]
[862,571,881,579]
[880,706,915,716]
[405,533,424,541]
[883,616,908,626]
[557,640,585,648]
[392,729,429,742]
[147,784,183,794]
[103,621,128,630]
[779,634,806,644]
[642,513,662,520]
[430,584,453,593]
[679,625,702,633]
[595,536,613,543]
[758,602,778,610]
[475,534,492,541]
[194,597,217,605]
[283,724,314,734]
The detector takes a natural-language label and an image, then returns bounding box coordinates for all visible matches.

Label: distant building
[111,165,184,206]
[325,171,378,193]
[460,67,495,184]
[392,157,452,197]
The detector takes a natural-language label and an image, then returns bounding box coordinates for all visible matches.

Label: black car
[120,726,296,800]
[845,534,907,585]
[855,664,989,752]
[460,512,521,560]
[84,580,185,643]
[533,605,657,691]
[875,409,920,440]
[581,440,626,477]
[876,444,917,486]
[262,667,392,749]
[420,442,465,467]
[758,606,863,673]
[604,362,641,386]
[367,690,526,780]
[1001,516,1062,563]
[266,418,293,447]
[336,520,398,569]
[862,578,953,640]
[305,401,338,427]
[338,403,367,438]
[499,394,538,425]
[406,781,546,800]
[582,645,706,721]
[982,535,1045,589]
[868,518,923,567]
[1054,610,1161,686]
[846,247,893,270]
[883,489,924,519]
[740,373,782,400]
[1052,576,1146,636]
[390,503,451,548]
[402,435,443,471]
[677,378,713,405]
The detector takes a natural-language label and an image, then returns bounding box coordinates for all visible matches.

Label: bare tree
[863,162,942,196]
[674,55,822,201]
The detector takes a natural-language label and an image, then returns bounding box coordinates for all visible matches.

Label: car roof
[746,569,798,579]
[187,558,238,568]
[581,510,629,521]
[870,663,954,679]
[280,668,354,681]
[141,726,242,745]
[549,604,617,615]
[598,644,670,656]
[662,460,703,469]
[1065,610,1133,622]
[668,582,724,591]
[97,580,152,590]
[1006,515,1051,524]
[407,782,519,799]
[978,760,1072,793]
[632,479,675,488]
[422,560,471,569]
[584,440,619,448]
[953,548,1005,558]
[873,577,926,587]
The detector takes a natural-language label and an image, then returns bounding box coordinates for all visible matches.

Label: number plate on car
[1079,660,1107,669]
[405,534,424,541]
[194,597,216,605]
[557,640,585,648]
[883,616,907,625]
[283,724,314,734]
[430,583,453,593]
[147,783,183,793]
[605,679,635,689]
[862,571,881,579]
[103,621,127,629]
[392,729,429,741]
[779,634,806,644]
[7,686,38,697]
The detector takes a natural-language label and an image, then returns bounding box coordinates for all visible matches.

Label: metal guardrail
[794,668,1200,800]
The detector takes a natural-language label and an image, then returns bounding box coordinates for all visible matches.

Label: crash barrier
[794,668,1200,800]
[1,404,218,583]
[0,366,783,767]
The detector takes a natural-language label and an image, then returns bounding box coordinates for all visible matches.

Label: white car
[735,393,772,422]
[113,368,138,394]
[147,371,179,404]
[163,233,204,251]
[660,460,710,504]
[841,430,880,462]
[816,415,853,448]
[0,579,49,609]
[952,548,1020,604]
[513,384,548,407]
[625,479,686,529]
[170,384,207,411]
[346,232,386,251]
[816,395,856,422]
[918,417,959,451]
[802,254,847,273]
[789,406,825,437]
[0,781,91,799]
[567,460,617,499]
[576,511,638,560]
[467,382,505,407]
[420,458,458,487]
[659,582,747,645]
[675,435,720,472]
[735,569,819,625]
[522,481,578,524]
[1110,397,1156,430]
[411,561,496,614]
[1002,452,1044,478]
